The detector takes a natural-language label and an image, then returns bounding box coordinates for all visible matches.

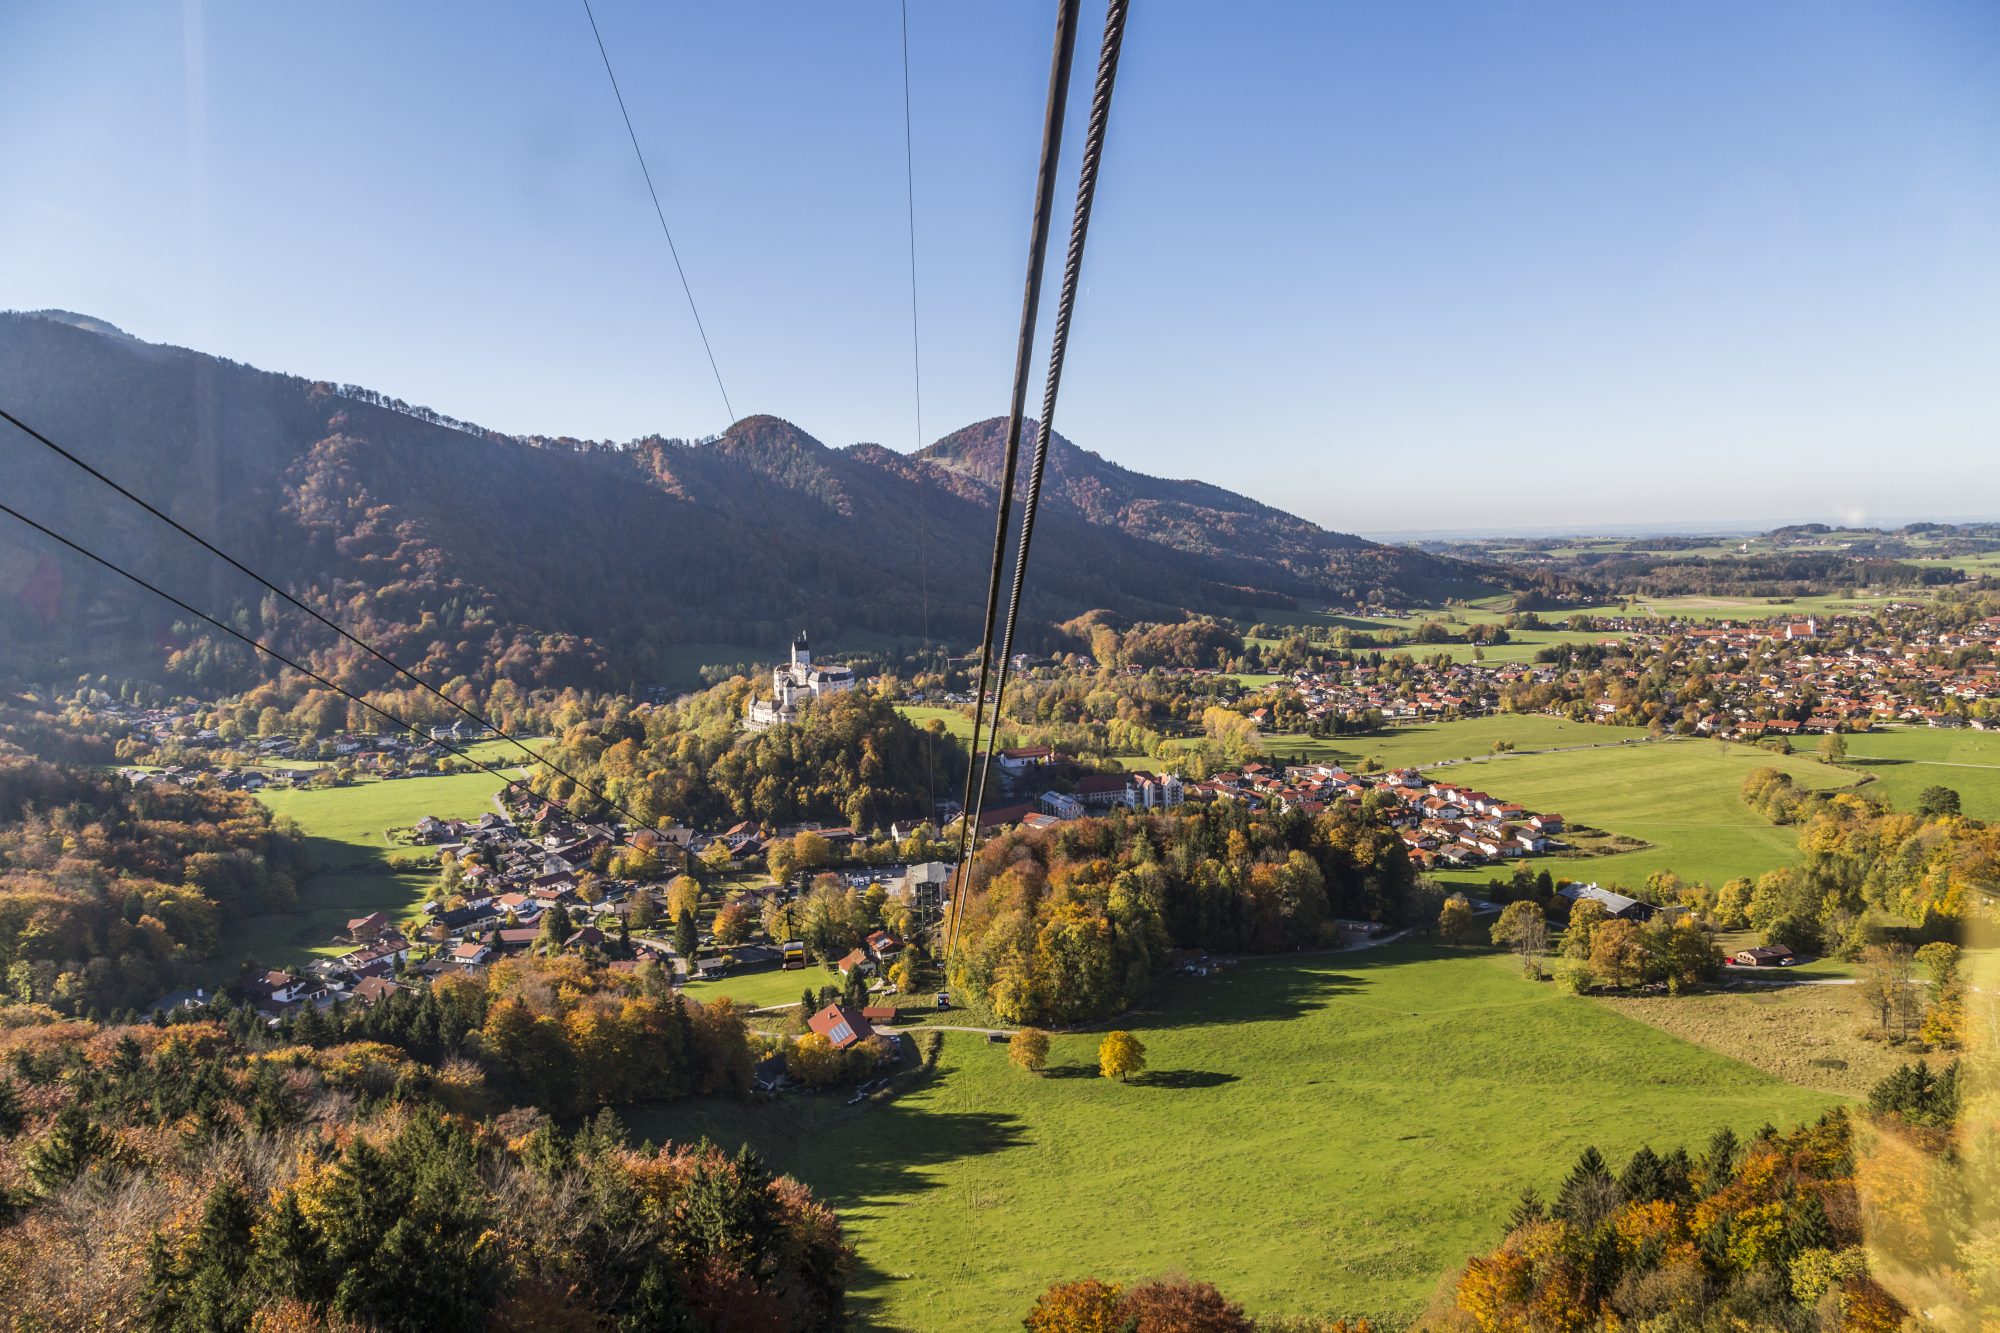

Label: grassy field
[895,705,975,744]
[678,964,827,1011]
[1595,984,1904,1100]
[1312,728,1856,892]
[1836,726,2000,821]
[1259,714,1650,770]
[627,942,1837,1330]
[257,770,517,866]
[219,766,525,976]
[212,869,437,974]
[1258,719,1854,887]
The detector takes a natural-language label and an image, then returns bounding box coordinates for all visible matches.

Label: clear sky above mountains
[4,1,1997,534]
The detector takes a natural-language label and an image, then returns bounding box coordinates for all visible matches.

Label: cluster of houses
[1158,760,1569,871]
[1251,609,2000,737]
[193,782,961,1027]
[1281,659,1539,726]
[1616,613,2000,734]
[90,691,491,787]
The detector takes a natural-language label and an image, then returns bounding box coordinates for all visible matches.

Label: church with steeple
[744,631,856,730]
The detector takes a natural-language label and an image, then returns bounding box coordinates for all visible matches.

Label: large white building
[745,632,855,730]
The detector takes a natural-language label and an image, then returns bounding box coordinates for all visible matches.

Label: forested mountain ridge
[920,416,1491,601]
[0,311,1500,694]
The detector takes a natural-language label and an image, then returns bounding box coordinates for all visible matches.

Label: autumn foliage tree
[1438,893,1476,943]
[1025,1275,1363,1332]
[1438,1096,1923,1331]
[1099,1030,1146,1082]
[1010,1027,1051,1074]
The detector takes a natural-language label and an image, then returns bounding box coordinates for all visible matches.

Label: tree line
[947,800,1424,1027]
[0,1004,849,1330]
[0,755,307,1017]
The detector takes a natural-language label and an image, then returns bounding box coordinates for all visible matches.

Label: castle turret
[791,631,811,669]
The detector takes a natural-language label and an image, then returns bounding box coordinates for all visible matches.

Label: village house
[806,1002,874,1051]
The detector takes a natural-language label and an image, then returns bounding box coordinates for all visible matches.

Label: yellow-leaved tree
[1098,1030,1145,1082]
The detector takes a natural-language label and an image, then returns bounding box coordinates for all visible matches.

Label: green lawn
[627,942,1837,1330]
[1835,726,2000,821]
[1254,716,1852,890]
[212,869,436,974]
[1631,592,1930,620]
[679,964,828,1010]
[1463,627,1632,664]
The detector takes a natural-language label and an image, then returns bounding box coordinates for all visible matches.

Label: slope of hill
[0,311,1501,693]
[922,416,1492,604]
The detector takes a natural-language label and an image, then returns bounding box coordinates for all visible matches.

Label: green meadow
[894,704,975,744]
[1259,713,1650,770]
[1250,717,1852,889]
[630,942,1838,1330]
[1837,725,2000,821]
[220,765,527,976]
[1422,738,1851,891]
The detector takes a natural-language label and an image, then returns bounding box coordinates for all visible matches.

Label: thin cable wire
[901,0,937,819]
[966,0,1128,861]
[946,0,1083,954]
[0,500,549,802]
[580,0,736,427]
[0,403,656,840]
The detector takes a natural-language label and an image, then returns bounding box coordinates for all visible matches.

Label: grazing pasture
[1836,726,2000,821]
[628,942,1837,1330]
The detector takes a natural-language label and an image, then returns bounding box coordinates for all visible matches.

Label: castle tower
[791,631,811,670]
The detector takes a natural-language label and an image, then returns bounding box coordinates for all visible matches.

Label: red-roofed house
[806,1003,874,1051]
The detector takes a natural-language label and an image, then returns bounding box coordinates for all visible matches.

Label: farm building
[1557,882,1654,922]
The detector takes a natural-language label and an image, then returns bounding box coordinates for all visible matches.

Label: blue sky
[4,1,1997,534]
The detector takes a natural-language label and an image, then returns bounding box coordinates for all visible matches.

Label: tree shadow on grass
[1042,1063,1097,1080]
[1128,1069,1238,1090]
[1105,959,1365,1032]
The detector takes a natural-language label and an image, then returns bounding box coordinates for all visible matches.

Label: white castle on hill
[744,632,855,731]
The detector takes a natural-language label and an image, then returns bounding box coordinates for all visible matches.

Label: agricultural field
[256,769,518,867]
[1837,726,2000,821]
[628,942,1837,1330]
[1910,551,2000,576]
[211,869,435,975]
[1429,742,1852,890]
